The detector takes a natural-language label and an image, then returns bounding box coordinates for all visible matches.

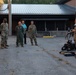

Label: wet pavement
[0,36,76,75]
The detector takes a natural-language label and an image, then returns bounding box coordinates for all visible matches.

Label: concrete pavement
[0,36,76,75]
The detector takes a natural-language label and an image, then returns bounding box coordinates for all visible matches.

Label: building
[56,0,71,4]
[65,0,76,7]
[0,4,75,35]
[64,0,76,24]
[56,0,76,7]
[56,0,76,23]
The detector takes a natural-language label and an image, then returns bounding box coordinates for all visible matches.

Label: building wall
[66,0,76,24]
[66,0,76,7]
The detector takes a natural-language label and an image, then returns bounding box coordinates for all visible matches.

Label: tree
[0,0,4,5]
[4,0,57,4]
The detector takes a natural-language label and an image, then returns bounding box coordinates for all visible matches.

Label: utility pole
[75,7,76,24]
[8,0,12,35]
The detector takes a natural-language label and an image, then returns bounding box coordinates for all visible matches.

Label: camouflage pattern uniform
[0,23,8,48]
[15,25,24,47]
[28,24,38,45]
[73,26,76,46]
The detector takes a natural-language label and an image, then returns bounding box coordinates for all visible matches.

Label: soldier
[0,18,8,49]
[72,24,76,47]
[21,20,27,44]
[15,21,24,47]
[28,21,38,46]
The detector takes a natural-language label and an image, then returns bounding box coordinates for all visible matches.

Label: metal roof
[0,4,75,15]
[56,0,70,4]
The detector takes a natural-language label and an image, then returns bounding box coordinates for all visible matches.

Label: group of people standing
[0,18,38,49]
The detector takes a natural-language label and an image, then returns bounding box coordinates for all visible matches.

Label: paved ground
[0,36,76,75]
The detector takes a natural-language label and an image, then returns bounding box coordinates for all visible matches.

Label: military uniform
[28,24,38,45]
[0,23,8,48]
[15,25,24,47]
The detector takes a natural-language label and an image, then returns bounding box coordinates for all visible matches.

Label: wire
[0,5,8,11]
[0,7,8,11]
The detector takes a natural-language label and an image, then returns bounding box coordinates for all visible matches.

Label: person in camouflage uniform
[72,24,76,47]
[15,21,24,47]
[0,18,8,49]
[28,21,38,46]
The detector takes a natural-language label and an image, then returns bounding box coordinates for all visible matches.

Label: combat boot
[35,43,38,46]
[4,44,8,49]
[21,44,24,47]
[31,43,33,46]
[35,41,38,46]
[16,45,19,47]
[6,45,9,47]
[1,44,4,49]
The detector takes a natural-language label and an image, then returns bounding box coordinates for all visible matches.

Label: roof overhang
[21,18,68,21]
[55,0,71,4]
[0,4,75,15]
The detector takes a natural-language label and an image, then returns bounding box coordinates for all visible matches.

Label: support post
[8,0,12,35]
[45,21,47,31]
